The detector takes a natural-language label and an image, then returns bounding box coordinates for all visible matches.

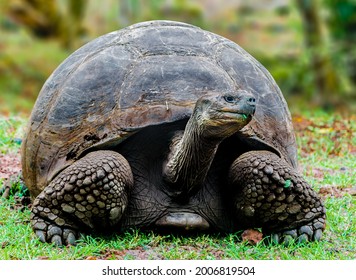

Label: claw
[63,229,77,246]
[281,234,294,246]
[299,225,313,238]
[47,225,62,240]
[297,233,309,243]
[51,235,63,246]
[283,229,297,239]
[271,233,279,244]
[35,230,46,243]
[280,229,297,246]
[31,213,78,245]
[267,216,326,245]
[313,229,323,241]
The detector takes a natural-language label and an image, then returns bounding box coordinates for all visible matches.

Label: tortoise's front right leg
[31,150,133,246]
[228,150,326,244]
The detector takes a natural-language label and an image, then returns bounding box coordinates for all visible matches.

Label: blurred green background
[1,0,355,116]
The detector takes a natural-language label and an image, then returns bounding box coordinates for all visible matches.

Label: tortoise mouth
[218,110,252,120]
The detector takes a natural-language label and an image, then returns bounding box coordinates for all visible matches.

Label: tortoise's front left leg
[228,150,326,244]
[31,150,133,246]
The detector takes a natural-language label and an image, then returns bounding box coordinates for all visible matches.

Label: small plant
[0,117,25,153]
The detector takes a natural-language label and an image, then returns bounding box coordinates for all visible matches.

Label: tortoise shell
[21,20,297,197]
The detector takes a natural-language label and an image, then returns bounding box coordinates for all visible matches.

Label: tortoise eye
[224,95,235,103]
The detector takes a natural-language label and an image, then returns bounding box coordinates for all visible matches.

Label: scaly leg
[31,150,133,245]
[229,150,326,244]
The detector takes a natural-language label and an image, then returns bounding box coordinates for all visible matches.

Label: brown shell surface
[21,20,297,197]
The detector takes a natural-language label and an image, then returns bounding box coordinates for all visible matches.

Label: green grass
[294,111,356,190]
[0,111,355,260]
[1,195,355,260]
[0,117,26,153]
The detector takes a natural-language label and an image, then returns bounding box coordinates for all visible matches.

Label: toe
[51,235,63,246]
[297,233,309,243]
[35,230,46,243]
[63,229,77,246]
[31,213,78,245]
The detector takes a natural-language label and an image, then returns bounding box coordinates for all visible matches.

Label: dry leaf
[241,229,263,245]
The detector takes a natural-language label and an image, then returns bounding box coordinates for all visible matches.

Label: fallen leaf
[316,127,333,134]
[1,241,10,249]
[348,188,356,196]
[311,168,326,179]
[37,256,50,260]
[318,185,354,198]
[241,229,263,245]
[85,256,98,260]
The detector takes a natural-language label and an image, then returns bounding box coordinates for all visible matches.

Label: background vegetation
[1,0,355,115]
[0,0,355,260]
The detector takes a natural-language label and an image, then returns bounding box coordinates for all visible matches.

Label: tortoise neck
[163,113,223,198]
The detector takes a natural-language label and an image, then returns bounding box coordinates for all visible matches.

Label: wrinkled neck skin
[163,110,229,199]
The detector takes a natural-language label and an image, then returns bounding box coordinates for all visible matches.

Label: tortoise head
[193,90,256,139]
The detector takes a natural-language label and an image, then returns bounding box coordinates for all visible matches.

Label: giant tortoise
[21,20,326,245]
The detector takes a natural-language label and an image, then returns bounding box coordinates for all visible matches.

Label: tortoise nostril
[247,97,256,107]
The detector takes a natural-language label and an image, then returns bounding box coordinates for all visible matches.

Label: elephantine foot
[229,150,326,244]
[30,150,133,245]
